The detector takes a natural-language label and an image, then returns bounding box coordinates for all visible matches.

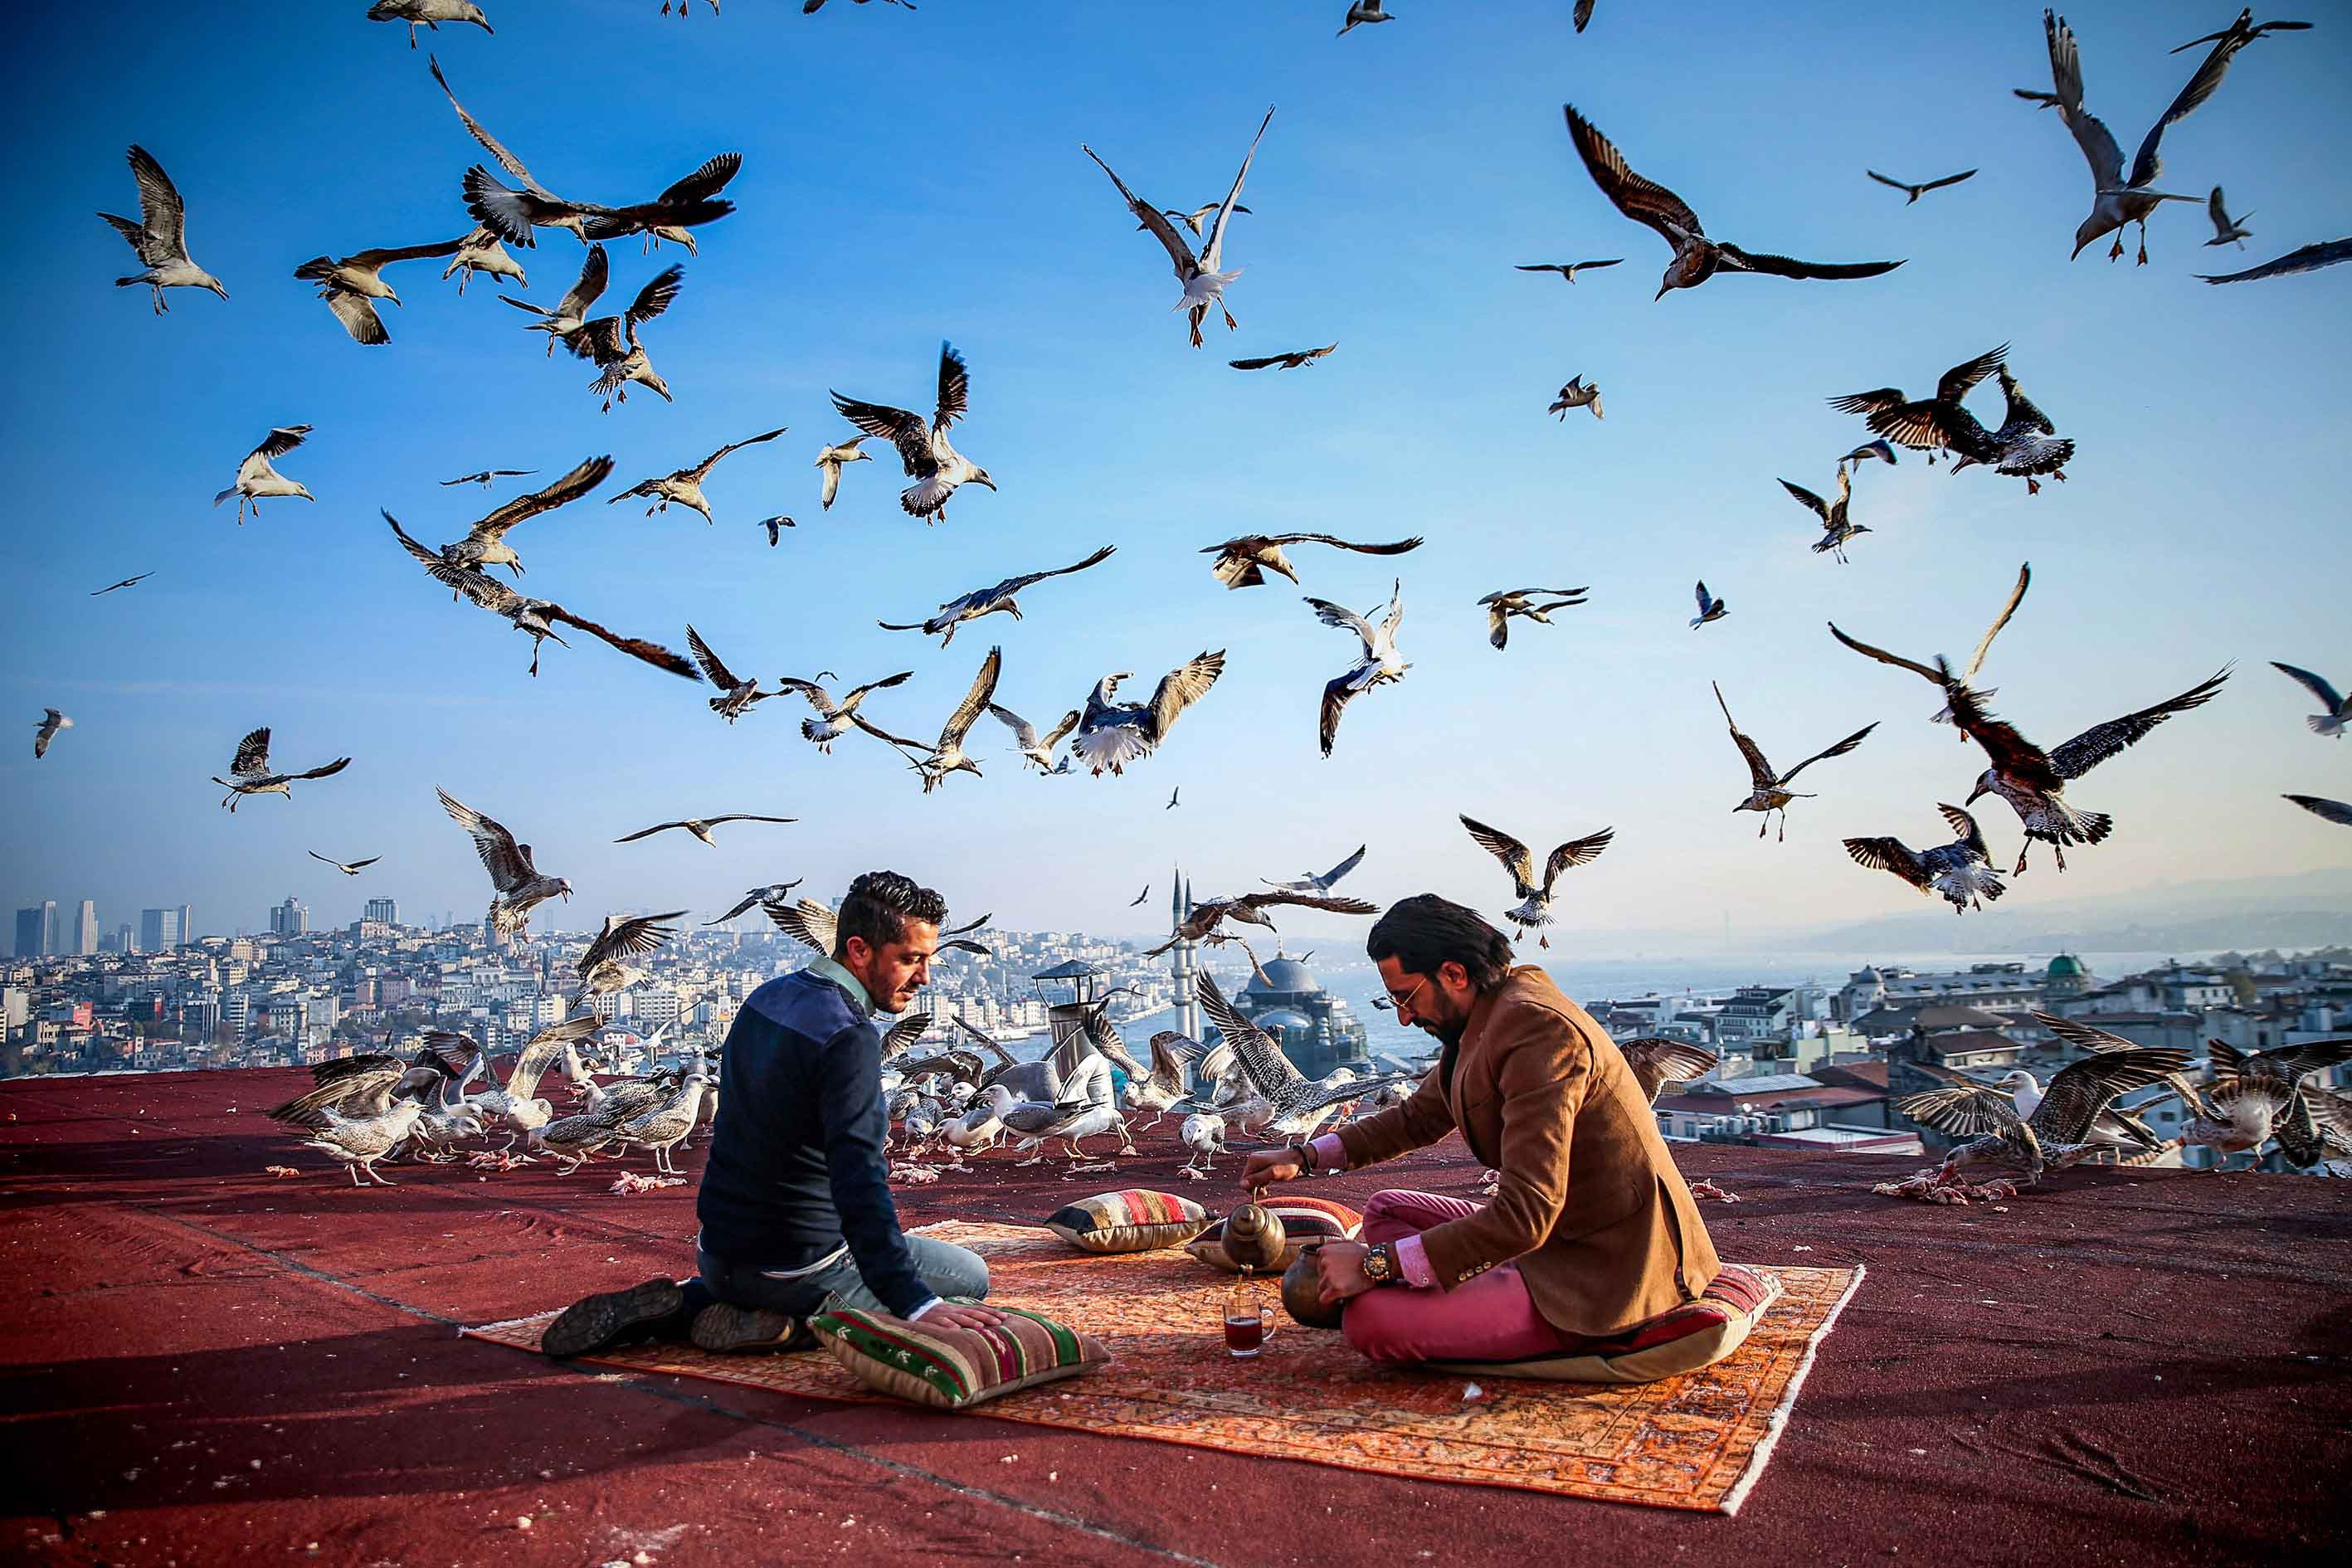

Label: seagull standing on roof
[1564,104,1902,299]
[1844,806,2006,914]
[1123,1032,1202,1128]
[437,786,571,934]
[2203,186,2253,246]
[2270,662,2347,738]
[499,244,608,356]
[773,670,914,753]
[1867,168,1977,204]
[1263,844,1366,895]
[986,702,1081,772]
[1949,665,2232,873]
[99,145,227,312]
[1070,651,1226,776]
[1548,377,1602,420]
[33,709,71,759]
[1829,562,2032,727]
[214,426,313,525]
[813,436,871,510]
[1900,1045,2194,1189]
[1480,587,1588,650]
[1782,470,1869,562]
[830,343,996,521]
[1690,580,1726,629]
[1196,973,1416,1139]
[879,546,1118,645]
[267,1088,428,1186]
[212,727,351,812]
[429,455,612,582]
[1515,258,1622,283]
[1712,682,1877,840]
[1310,580,1409,757]
[612,428,786,524]
[570,912,688,1013]
[1458,816,1613,948]
[1200,533,1420,590]
[1083,107,1275,348]
[849,645,1004,793]
[295,239,467,344]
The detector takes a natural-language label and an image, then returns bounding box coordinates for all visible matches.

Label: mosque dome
[2046,954,2086,979]
[1241,957,1325,1000]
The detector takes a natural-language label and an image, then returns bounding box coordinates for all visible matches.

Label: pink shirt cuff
[1308,1132,1347,1172]
[1391,1234,1437,1289]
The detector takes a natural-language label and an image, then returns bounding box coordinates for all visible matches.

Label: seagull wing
[2043,12,2126,189]
[684,625,742,691]
[538,603,700,679]
[1229,354,1288,371]
[1775,721,1878,787]
[986,702,1041,750]
[1317,844,1368,887]
[554,244,610,319]
[1082,143,1200,278]
[1195,970,1306,1095]
[1843,835,1931,891]
[2132,28,2251,188]
[2198,237,2352,284]
[1962,562,2031,681]
[1147,650,1225,741]
[701,814,795,829]
[1994,365,2055,437]
[308,850,345,872]
[255,426,312,461]
[626,265,684,325]
[1897,1083,2023,1137]
[1827,621,1946,685]
[430,54,554,196]
[1198,106,1275,274]
[1458,815,1537,894]
[581,911,684,970]
[1041,708,1083,750]
[324,290,389,345]
[2271,662,2345,716]
[1563,105,1705,247]
[829,393,933,475]
[838,670,914,709]
[290,757,352,783]
[694,426,788,479]
[1714,244,1903,281]
[878,1015,929,1060]
[1936,803,1991,859]
[762,897,836,953]
[611,822,686,843]
[2047,667,2230,780]
[469,455,615,544]
[656,151,742,206]
[1943,674,2062,791]
[1617,1038,1719,1105]
[439,787,531,892]
[1317,672,1361,757]
[1304,595,1376,655]
[1865,170,1912,193]
[996,544,1117,597]
[938,646,1004,748]
[1540,829,1614,894]
[124,144,189,262]
[1232,890,1380,919]
[231,726,272,775]
[2031,1049,2194,1144]
[1778,479,1830,523]
[344,239,470,268]
[1713,683,1778,793]
[933,341,971,431]
[1919,168,1978,193]
[1274,533,1425,557]
[386,511,499,602]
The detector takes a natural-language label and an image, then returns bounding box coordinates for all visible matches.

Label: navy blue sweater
[694,969,932,1317]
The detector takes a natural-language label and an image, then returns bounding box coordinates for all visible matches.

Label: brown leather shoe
[691,1302,818,1354]
[542,1278,687,1359]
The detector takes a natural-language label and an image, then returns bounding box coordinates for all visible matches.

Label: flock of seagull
[39,5,2352,1185]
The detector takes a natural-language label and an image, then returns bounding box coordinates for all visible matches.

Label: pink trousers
[1341,1191,1571,1365]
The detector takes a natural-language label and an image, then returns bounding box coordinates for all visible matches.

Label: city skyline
[7,1,2350,958]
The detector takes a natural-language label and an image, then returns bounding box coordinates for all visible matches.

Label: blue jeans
[691,1235,989,1319]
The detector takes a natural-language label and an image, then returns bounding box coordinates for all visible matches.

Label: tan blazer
[1334,965,1721,1338]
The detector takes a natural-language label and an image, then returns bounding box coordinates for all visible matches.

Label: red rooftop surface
[4,1067,2348,1567]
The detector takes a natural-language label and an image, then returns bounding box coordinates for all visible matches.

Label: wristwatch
[1359,1241,1398,1287]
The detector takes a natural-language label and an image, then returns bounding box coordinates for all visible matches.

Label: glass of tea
[1224,1270,1273,1357]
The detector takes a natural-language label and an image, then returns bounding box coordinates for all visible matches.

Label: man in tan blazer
[1241,894,1722,1364]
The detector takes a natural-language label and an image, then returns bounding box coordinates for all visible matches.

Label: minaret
[1170,866,1200,1042]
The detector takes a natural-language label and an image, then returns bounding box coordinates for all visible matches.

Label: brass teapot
[1221,1198,1289,1273]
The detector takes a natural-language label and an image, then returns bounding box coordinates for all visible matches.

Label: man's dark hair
[833,871,948,959]
[1366,894,1513,993]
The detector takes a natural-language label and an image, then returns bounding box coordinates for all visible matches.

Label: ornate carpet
[465,1221,1864,1513]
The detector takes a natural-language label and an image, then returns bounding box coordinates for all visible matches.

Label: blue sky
[4,0,2349,948]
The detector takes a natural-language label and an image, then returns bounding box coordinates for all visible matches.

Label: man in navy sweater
[543,871,1001,1357]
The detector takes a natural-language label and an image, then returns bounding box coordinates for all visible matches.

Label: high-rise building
[117,922,138,954]
[140,908,183,952]
[72,900,98,957]
[15,902,57,959]
[363,897,399,926]
[270,896,308,937]
[178,905,193,945]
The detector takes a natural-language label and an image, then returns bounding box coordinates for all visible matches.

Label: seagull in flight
[850,645,1004,793]
[1866,168,1977,204]
[1564,105,1902,299]
[2203,186,2253,247]
[1263,844,1366,895]
[1831,346,2073,491]
[1083,107,1275,348]
[614,815,796,848]
[423,455,613,583]
[830,343,996,521]
[33,709,71,759]
[813,436,872,510]
[757,516,793,545]
[1690,580,1727,629]
[1200,533,1420,590]
[1514,259,1622,283]
[986,702,1081,772]
[707,880,804,926]
[686,626,772,723]
[499,244,609,357]
[1337,2,1391,36]
[1712,682,1877,840]
[295,238,467,344]
[2271,663,2348,738]
[1949,665,2232,873]
[1070,651,1225,776]
[99,145,227,313]
[773,670,914,752]
[1782,470,1869,562]
[308,851,382,876]
[387,514,698,679]
[441,468,538,488]
[568,263,684,411]
[1144,890,1380,957]
[1829,562,2033,728]
[570,912,688,1014]
[879,546,1117,645]
[1480,587,1587,650]
[1130,885,1152,907]
[2198,236,2352,284]
[2285,794,2352,827]
[1458,816,1614,947]
[1157,201,1253,239]
[368,2,492,47]
[438,787,570,935]
[611,427,786,524]
[442,225,526,295]
[214,426,314,525]
[1166,787,1181,811]
[90,572,153,597]
[1548,376,1602,421]
[1231,343,1337,372]
[212,727,351,812]
[1840,439,1898,471]
[1309,580,1409,757]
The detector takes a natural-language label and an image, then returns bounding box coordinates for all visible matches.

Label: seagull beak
[1653,282,1670,301]
[209,282,231,300]
[975,475,997,491]
[1964,782,1987,806]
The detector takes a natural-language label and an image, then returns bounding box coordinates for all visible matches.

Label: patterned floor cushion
[1425,1264,1783,1385]
[811,1300,1110,1410]
[1187,1195,1364,1273]
[1044,1188,1210,1253]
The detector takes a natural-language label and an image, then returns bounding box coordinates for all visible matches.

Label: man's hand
[1314,1241,1379,1307]
[922,1302,1006,1332]
[1239,1147,1303,1192]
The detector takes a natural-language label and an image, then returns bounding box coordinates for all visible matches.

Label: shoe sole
[691,1303,813,1355]
[541,1278,684,1359]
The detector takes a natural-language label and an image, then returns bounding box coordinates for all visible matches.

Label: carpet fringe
[1720,1261,1867,1517]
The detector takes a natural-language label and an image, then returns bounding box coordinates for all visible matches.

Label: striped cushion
[1187,1196,1363,1273]
[1043,1189,1210,1253]
[811,1301,1110,1410]
[1427,1263,1783,1385]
